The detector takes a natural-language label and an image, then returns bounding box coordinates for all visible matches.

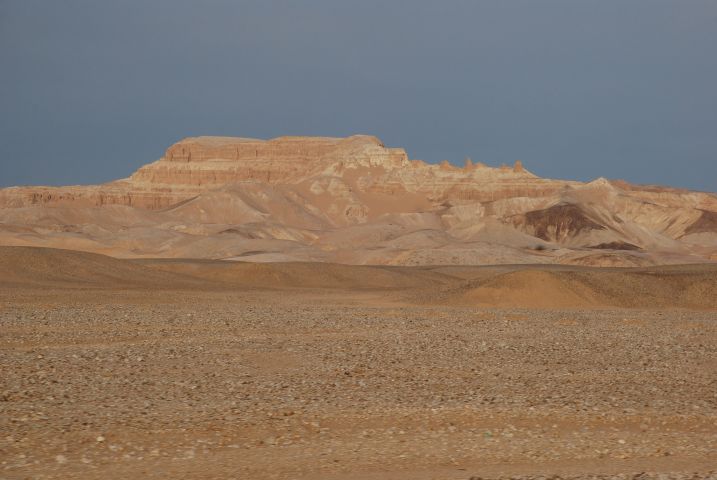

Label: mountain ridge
[1,135,715,266]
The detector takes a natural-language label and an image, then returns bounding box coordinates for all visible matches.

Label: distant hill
[3,246,716,310]
[1,135,715,266]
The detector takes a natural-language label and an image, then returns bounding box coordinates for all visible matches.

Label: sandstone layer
[1,135,715,265]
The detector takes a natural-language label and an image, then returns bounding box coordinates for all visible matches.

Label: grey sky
[1,0,715,191]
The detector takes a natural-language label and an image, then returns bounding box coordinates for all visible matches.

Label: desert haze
[1,136,716,479]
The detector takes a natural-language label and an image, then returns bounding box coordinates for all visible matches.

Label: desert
[1,135,717,480]
[1,246,716,479]
[3,2,717,478]
[1,136,715,267]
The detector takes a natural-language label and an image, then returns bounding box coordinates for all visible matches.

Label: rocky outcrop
[131,135,411,187]
[684,210,717,235]
[514,204,607,243]
[0,135,542,210]
[0,134,715,265]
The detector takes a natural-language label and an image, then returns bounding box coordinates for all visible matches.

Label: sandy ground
[1,248,716,479]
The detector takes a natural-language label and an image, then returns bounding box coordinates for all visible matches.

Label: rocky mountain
[1,135,715,266]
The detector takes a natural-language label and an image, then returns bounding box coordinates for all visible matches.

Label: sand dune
[438,265,717,310]
[450,270,603,309]
[135,258,456,290]
[0,246,199,288]
[3,246,716,309]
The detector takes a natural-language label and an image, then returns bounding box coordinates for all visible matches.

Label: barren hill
[1,135,715,265]
[3,246,716,310]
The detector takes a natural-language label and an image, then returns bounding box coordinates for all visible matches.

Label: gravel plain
[1,285,716,480]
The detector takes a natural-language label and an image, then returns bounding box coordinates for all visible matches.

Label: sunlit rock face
[1,135,715,265]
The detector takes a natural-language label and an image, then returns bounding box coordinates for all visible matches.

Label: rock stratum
[1,135,716,266]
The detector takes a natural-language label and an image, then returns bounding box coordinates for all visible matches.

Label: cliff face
[132,135,411,186]
[0,135,546,210]
[1,135,715,265]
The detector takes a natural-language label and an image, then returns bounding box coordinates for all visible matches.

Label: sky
[1,0,716,191]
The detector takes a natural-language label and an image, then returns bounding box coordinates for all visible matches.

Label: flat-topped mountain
[1,135,715,265]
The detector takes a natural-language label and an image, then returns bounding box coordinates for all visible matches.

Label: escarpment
[1,134,715,265]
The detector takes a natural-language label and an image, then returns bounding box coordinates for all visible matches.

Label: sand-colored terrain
[1,135,716,266]
[1,246,716,479]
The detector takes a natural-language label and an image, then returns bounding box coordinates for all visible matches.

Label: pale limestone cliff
[0,135,715,265]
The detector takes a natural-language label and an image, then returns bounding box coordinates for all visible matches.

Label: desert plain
[1,246,716,480]
[1,135,717,479]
